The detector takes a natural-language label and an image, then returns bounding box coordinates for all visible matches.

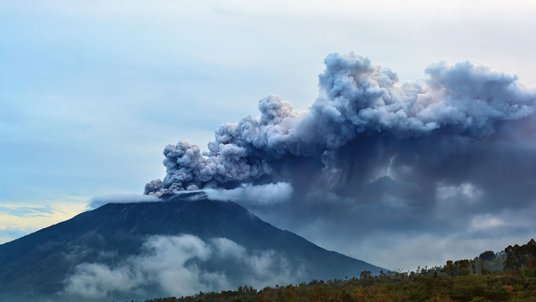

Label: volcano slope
[0,193,383,301]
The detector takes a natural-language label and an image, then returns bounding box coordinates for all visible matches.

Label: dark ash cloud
[146,53,534,195]
[145,53,536,269]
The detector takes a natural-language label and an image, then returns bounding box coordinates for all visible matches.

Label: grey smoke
[64,235,298,299]
[145,52,536,269]
[146,52,534,196]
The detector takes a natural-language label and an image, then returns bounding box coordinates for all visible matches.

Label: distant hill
[0,193,383,302]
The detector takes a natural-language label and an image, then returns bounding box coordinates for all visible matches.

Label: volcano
[0,193,383,301]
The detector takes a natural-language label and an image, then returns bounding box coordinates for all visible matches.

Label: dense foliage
[143,240,536,302]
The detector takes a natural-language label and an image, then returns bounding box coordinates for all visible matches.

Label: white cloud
[64,234,298,299]
[204,182,293,205]
[469,214,505,231]
[87,194,162,209]
[63,263,140,299]
[0,197,87,244]
[436,182,482,203]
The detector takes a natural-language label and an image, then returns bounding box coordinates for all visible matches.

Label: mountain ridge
[0,194,383,301]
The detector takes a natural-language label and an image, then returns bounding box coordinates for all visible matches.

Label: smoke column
[144,52,536,268]
[145,52,535,198]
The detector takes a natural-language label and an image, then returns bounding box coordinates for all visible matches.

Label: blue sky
[1,0,536,269]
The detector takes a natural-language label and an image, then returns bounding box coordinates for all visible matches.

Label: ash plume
[145,52,535,198]
[145,52,536,269]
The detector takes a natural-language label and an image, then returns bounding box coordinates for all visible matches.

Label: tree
[359,271,371,279]
[479,251,495,261]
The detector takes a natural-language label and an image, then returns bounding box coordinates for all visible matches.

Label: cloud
[204,182,293,205]
[469,214,505,231]
[63,263,140,299]
[436,182,482,203]
[87,194,162,209]
[0,199,86,244]
[64,234,298,300]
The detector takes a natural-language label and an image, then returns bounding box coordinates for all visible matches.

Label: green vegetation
[143,239,536,302]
